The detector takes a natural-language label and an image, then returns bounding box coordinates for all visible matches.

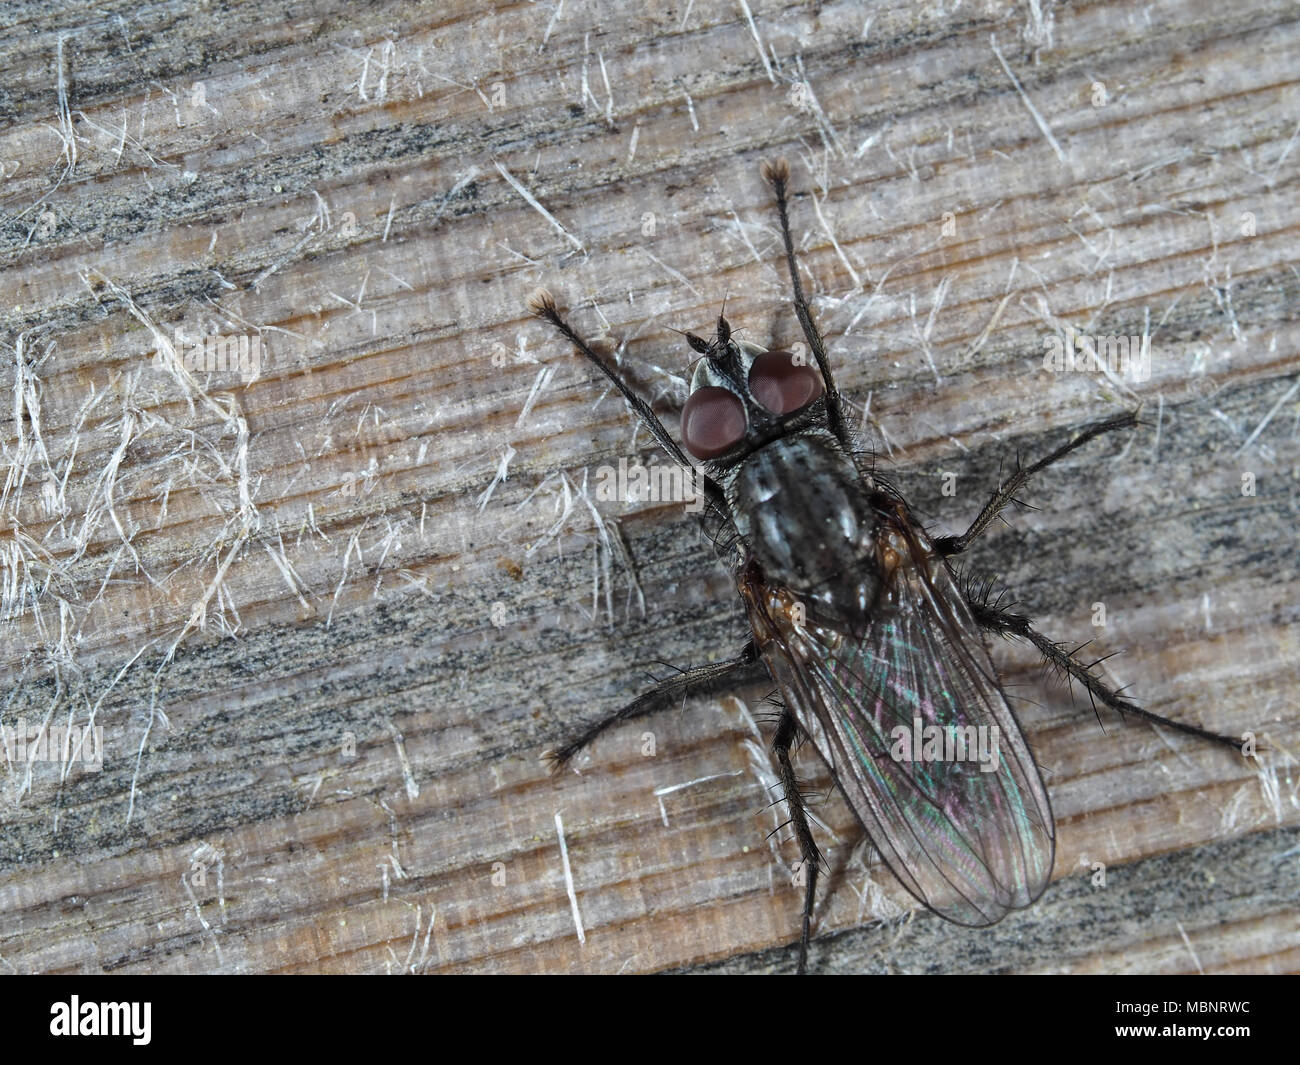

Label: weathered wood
[0,0,1297,974]
[690,823,1300,974]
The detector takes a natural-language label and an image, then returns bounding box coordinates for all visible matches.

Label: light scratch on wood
[555,812,586,945]
[1268,117,1300,182]
[1234,377,1299,456]
[793,57,845,157]
[515,366,555,429]
[737,0,776,84]
[55,35,78,177]
[477,445,517,513]
[1175,921,1206,974]
[604,517,646,618]
[655,775,748,832]
[654,769,743,802]
[382,195,396,241]
[641,249,702,298]
[990,36,1067,166]
[810,189,860,289]
[854,129,881,159]
[264,536,311,611]
[494,161,585,254]
[541,0,563,49]
[962,291,1013,362]
[388,721,419,800]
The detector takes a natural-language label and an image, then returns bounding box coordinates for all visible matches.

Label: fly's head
[679,314,827,468]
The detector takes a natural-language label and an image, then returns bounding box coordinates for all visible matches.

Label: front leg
[761,158,850,447]
[527,288,735,535]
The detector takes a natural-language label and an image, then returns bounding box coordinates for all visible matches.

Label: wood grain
[0,0,1297,974]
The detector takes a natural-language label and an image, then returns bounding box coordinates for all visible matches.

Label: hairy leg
[761,158,850,446]
[968,594,1247,754]
[773,707,824,974]
[549,642,761,769]
[936,412,1139,557]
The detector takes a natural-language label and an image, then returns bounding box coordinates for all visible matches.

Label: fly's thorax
[727,430,883,616]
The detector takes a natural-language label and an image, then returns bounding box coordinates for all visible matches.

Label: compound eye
[748,349,823,415]
[681,386,746,459]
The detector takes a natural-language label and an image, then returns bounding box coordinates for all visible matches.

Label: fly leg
[549,641,761,770]
[773,707,823,974]
[527,289,734,528]
[934,412,1138,557]
[761,158,850,446]
[967,594,1248,755]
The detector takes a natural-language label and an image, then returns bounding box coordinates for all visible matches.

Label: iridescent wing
[746,547,1055,926]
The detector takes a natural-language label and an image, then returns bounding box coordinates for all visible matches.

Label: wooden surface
[1,0,1297,974]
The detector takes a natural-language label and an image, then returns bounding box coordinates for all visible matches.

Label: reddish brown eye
[681,386,746,459]
[748,349,823,415]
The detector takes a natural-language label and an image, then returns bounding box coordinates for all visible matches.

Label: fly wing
[750,558,1055,926]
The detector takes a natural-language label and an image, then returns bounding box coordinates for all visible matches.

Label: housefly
[527,158,1247,973]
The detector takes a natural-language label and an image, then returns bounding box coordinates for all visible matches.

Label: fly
[526,158,1248,973]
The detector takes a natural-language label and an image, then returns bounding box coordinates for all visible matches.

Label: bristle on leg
[761,157,790,187]
[526,287,558,318]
